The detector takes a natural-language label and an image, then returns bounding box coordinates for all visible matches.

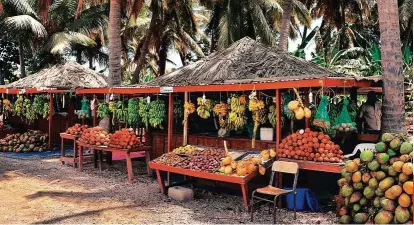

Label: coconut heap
[338,133,413,224]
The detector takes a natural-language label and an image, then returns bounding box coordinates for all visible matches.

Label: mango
[363,186,375,199]
[345,160,359,173]
[381,133,394,143]
[398,193,411,207]
[352,171,362,183]
[390,138,401,150]
[387,149,397,157]
[400,142,413,154]
[375,188,384,197]
[390,157,399,164]
[393,161,405,172]
[380,198,396,211]
[362,172,371,183]
[350,192,362,203]
[360,150,374,162]
[377,153,390,164]
[339,215,351,224]
[379,177,395,191]
[353,182,364,191]
[403,181,413,195]
[395,206,410,223]
[353,203,361,212]
[381,164,389,172]
[388,166,397,176]
[374,211,393,224]
[373,197,381,207]
[369,178,379,188]
[337,178,347,187]
[375,171,387,181]
[368,160,379,171]
[402,162,413,176]
[359,197,368,206]
[399,173,409,183]
[400,154,410,162]
[389,185,403,198]
[341,184,353,197]
[353,213,369,224]
[339,207,348,216]
[375,142,387,153]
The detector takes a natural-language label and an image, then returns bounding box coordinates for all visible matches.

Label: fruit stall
[75,38,379,209]
[0,62,107,153]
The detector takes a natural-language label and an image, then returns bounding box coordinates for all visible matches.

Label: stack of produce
[108,128,140,149]
[196,97,212,119]
[0,130,48,152]
[172,145,197,155]
[152,152,185,166]
[175,148,226,172]
[277,128,344,162]
[66,124,89,136]
[337,133,413,224]
[219,154,266,176]
[78,126,110,146]
[332,123,358,133]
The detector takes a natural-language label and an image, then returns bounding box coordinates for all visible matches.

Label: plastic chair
[250,161,299,223]
[344,143,376,159]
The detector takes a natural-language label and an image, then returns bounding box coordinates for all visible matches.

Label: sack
[312,95,330,129]
[332,99,357,132]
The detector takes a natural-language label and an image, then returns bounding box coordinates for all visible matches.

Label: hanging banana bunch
[13,95,24,117]
[149,99,166,128]
[114,100,128,122]
[268,105,276,127]
[248,92,265,148]
[127,98,139,126]
[196,97,212,119]
[33,95,45,117]
[139,98,150,129]
[97,103,110,119]
[173,100,184,119]
[226,95,247,131]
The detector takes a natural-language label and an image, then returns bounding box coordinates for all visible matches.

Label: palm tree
[108,0,122,86]
[278,0,292,52]
[0,0,47,78]
[377,0,406,133]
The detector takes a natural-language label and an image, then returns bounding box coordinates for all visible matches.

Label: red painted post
[48,94,53,149]
[275,89,281,150]
[304,88,310,128]
[167,93,173,152]
[93,95,97,126]
[183,91,188,146]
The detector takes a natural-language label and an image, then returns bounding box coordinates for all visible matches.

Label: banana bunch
[13,96,24,117]
[248,99,265,112]
[227,111,245,130]
[127,98,139,126]
[33,95,45,116]
[43,102,49,119]
[3,99,12,112]
[268,105,276,127]
[239,95,247,105]
[196,97,212,119]
[97,103,110,119]
[22,98,31,117]
[184,101,195,114]
[108,101,116,113]
[253,108,267,124]
[114,101,128,122]
[229,96,246,114]
[149,99,166,128]
[173,100,183,119]
[25,100,37,124]
[218,117,227,128]
[213,102,228,117]
[138,98,150,129]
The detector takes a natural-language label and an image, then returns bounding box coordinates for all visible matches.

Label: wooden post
[275,89,281,150]
[93,95,97,126]
[183,91,188,146]
[48,94,53,149]
[304,88,310,128]
[167,93,173,152]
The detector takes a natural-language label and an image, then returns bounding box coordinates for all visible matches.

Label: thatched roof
[142,37,347,87]
[8,62,107,90]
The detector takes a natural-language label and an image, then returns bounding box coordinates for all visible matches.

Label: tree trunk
[76,50,82,64]
[377,0,406,134]
[108,0,122,86]
[158,38,168,76]
[88,51,94,70]
[18,39,26,78]
[278,0,292,52]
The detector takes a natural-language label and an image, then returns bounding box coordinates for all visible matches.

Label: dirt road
[0,156,336,224]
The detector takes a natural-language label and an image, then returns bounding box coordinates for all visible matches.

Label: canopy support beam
[48,94,53,149]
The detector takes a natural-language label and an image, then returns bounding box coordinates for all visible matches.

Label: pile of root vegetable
[65,124,89,136]
[108,128,140,149]
[0,130,48,152]
[277,128,344,162]
[78,126,110,146]
[338,133,413,224]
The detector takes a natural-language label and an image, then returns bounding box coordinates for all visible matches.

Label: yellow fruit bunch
[287,88,311,120]
[248,99,265,112]
[184,101,195,114]
[3,99,11,112]
[213,103,228,117]
[219,155,265,176]
[260,148,276,160]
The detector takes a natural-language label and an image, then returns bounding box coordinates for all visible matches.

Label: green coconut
[361,150,374,162]
[400,142,413,154]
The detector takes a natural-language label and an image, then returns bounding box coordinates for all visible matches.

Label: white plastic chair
[344,143,376,159]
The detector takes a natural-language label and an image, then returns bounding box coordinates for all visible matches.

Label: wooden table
[149,162,257,209]
[77,141,152,182]
[60,133,79,167]
[277,158,344,213]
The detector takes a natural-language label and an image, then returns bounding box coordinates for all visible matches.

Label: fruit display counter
[149,146,274,209]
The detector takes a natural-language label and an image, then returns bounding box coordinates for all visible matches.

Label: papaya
[368,160,380,171]
[304,107,311,119]
[390,138,401,150]
[403,181,413,195]
[350,192,362,203]
[393,161,405,172]
[377,153,390,164]
[375,142,387,153]
[374,211,393,224]
[360,150,374,162]
[379,177,395,191]
[402,162,413,175]
[395,206,410,223]
[369,178,379,189]
[363,186,375,199]
[341,184,353,197]
[381,133,394,143]
[352,171,362,183]
[398,193,411,207]
[339,215,351,224]
[354,213,368,224]
[400,142,413,154]
[380,198,396,211]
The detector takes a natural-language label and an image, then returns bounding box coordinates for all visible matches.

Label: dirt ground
[0,155,337,224]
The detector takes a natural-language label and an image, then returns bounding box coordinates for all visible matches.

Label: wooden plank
[278,159,343,173]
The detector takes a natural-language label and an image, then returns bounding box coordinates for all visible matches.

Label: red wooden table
[60,133,79,167]
[148,162,257,209]
[277,158,344,213]
[77,141,152,182]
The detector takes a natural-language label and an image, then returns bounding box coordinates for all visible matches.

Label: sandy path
[0,156,336,224]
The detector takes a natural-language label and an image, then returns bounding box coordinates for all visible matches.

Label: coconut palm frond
[217,8,230,49]
[181,30,205,57]
[2,0,37,17]
[47,31,96,54]
[2,15,47,37]
[250,1,276,46]
[69,32,97,46]
[292,0,311,27]
[399,0,413,27]
[330,47,366,65]
[67,5,108,34]
[260,0,283,12]
[129,0,144,19]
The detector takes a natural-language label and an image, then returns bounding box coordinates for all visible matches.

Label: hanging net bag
[312,95,330,130]
[332,99,357,133]
[78,97,90,119]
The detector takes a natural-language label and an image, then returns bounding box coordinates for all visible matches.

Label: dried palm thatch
[142,37,349,87]
[8,62,107,90]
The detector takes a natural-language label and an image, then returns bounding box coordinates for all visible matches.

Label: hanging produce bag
[78,97,90,119]
[332,99,357,132]
[312,95,330,129]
